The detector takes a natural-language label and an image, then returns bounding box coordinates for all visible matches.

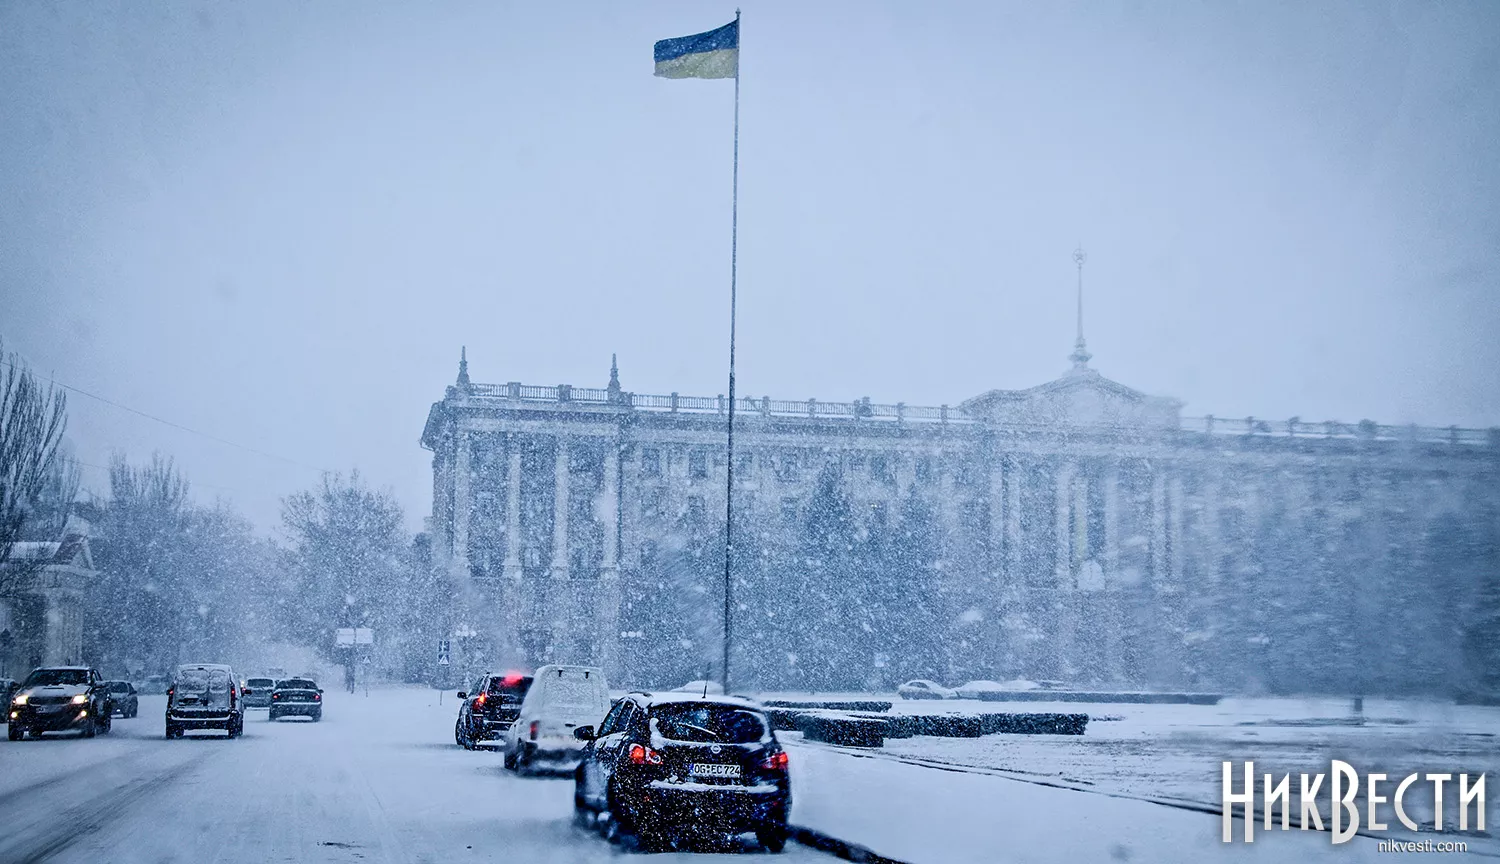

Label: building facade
[421,347,1500,696]
[0,516,97,676]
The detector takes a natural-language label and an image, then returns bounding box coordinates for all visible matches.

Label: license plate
[688,763,741,779]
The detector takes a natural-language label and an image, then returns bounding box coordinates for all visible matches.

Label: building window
[776,453,800,481]
[687,495,705,522]
[916,456,933,483]
[780,497,799,526]
[643,488,664,519]
[736,453,754,475]
[689,450,708,479]
[871,455,893,484]
[870,501,889,530]
[641,448,661,477]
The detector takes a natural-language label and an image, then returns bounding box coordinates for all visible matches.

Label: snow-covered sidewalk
[786,736,1393,864]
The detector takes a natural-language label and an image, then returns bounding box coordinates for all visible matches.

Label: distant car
[104,681,139,717]
[574,693,791,852]
[455,671,533,750]
[954,679,1042,699]
[503,664,609,774]
[243,677,275,709]
[139,674,171,695]
[166,663,244,738]
[268,678,322,721]
[0,678,17,710]
[9,666,113,740]
[897,679,956,700]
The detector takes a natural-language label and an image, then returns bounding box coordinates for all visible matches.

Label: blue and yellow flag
[654,20,738,80]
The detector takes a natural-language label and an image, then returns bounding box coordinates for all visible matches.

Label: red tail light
[628,743,662,765]
[762,751,789,771]
[273,693,281,700]
[167,688,174,698]
[529,720,539,741]
[314,693,321,702]
[475,692,488,707]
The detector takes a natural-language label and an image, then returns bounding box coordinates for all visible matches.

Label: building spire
[1069,246,1092,372]
[456,346,470,387]
[607,353,622,402]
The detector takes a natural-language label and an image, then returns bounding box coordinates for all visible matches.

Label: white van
[503,664,609,774]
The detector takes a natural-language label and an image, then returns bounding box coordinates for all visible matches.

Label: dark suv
[8,666,113,740]
[454,672,532,750]
[573,693,790,852]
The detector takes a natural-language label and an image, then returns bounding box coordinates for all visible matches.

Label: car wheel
[269,710,280,722]
[165,723,180,740]
[8,724,24,742]
[311,712,321,722]
[81,715,97,738]
[572,772,593,829]
[503,745,518,770]
[757,824,789,853]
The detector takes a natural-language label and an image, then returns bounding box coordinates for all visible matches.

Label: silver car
[165,664,245,738]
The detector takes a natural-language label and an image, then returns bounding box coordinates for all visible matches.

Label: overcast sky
[3,1,1497,532]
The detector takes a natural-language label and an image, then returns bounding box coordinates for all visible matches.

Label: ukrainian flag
[654,20,738,80]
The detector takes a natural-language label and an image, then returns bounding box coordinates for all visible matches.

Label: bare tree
[0,341,69,585]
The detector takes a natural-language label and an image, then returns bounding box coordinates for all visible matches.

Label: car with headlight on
[165,663,244,738]
[104,680,139,717]
[268,677,322,721]
[8,666,113,740]
[573,693,790,852]
[503,664,608,774]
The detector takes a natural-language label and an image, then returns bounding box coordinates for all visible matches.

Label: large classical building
[422,331,1499,695]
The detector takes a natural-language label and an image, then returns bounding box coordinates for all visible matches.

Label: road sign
[437,640,450,665]
[335,628,356,646]
[355,627,374,645]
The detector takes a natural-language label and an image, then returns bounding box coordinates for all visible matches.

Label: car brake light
[628,743,662,765]
[314,693,321,701]
[529,720,539,741]
[475,692,488,708]
[273,693,280,700]
[502,672,524,686]
[762,751,789,771]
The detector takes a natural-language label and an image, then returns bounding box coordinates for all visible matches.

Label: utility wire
[0,354,334,475]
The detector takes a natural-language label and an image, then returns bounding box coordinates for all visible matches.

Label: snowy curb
[791,824,913,864]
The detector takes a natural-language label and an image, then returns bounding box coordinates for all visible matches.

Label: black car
[104,680,139,717]
[454,671,532,750]
[573,693,790,852]
[268,678,322,721]
[8,666,113,740]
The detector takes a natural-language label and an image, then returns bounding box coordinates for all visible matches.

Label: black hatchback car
[454,672,532,750]
[104,681,139,718]
[573,694,790,852]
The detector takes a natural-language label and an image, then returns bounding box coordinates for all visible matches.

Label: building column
[503,446,523,581]
[597,440,623,677]
[1103,463,1121,581]
[1004,456,1022,580]
[1102,462,1123,683]
[988,449,1006,578]
[1168,472,1184,584]
[452,430,473,580]
[1151,469,1169,584]
[550,439,570,581]
[1053,461,1076,679]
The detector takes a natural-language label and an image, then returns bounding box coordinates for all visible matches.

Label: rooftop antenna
[1069,246,1092,372]
[456,346,471,387]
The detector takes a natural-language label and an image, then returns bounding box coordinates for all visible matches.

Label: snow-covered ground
[3,689,1490,863]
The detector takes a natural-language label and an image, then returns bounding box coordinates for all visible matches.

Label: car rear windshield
[487,677,531,703]
[178,669,231,691]
[23,669,88,687]
[540,676,603,712]
[650,704,767,744]
[278,679,317,690]
[247,678,274,687]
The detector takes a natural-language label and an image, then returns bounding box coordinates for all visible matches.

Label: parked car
[268,678,322,721]
[502,664,609,774]
[242,677,275,709]
[672,680,724,695]
[139,674,170,695]
[454,671,532,750]
[104,680,139,717]
[165,663,244,739]
[897,679,956,700]
[8,666,113,740]
[574,693,790,852]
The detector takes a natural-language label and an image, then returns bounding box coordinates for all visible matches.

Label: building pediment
[960,369,1181,431]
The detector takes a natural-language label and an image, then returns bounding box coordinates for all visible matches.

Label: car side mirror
[317,689,324,694]
[574,726,595,741]
[457,692,467,699]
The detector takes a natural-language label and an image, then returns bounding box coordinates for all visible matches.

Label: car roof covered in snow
[631,692,767,712]
[176,663,232,672]
[33,665,91,671]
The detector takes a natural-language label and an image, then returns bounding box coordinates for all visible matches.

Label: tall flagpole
[722,7,741,697]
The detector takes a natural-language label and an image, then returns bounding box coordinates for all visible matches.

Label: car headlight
[12,694,28,705]
[71,693,89,704]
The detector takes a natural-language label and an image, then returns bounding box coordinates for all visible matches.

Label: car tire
[572,772,593,829]
[455,719,471,750]
[503,745,518,770]
[757,824,789,853]
[81,715,97,738]
[269,710,280,722]
[8,724,24,742]
[165,723,180,740]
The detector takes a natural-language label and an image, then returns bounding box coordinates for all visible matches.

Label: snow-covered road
[0,690,827,864]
